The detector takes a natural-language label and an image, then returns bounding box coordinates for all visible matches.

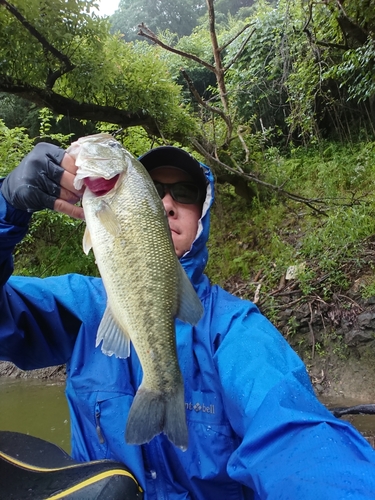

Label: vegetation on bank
[207,139,375,306]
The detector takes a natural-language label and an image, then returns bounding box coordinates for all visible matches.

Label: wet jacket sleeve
[0,180,32,286]
[0,186,85,370]
[211,289,375,499]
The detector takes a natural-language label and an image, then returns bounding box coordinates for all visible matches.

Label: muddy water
[0,378,374,456]
[320,396,375,443]
[0,377,70,452]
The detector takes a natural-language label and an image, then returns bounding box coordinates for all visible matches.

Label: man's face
[150,167,202,258]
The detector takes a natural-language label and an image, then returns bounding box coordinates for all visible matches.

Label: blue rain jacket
[1,163,375,500]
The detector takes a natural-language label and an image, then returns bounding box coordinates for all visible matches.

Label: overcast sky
[97,0,119,17]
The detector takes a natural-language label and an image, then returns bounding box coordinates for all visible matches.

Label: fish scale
[68,133,204,450]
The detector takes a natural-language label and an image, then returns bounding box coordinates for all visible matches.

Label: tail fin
[125,383,188,451]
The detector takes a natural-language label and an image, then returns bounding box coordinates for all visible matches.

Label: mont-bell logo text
[185,401,215,414]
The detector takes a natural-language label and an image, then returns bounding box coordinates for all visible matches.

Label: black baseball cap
[139,146,207,195]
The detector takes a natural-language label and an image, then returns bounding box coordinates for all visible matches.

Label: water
[320,396,375,438]
[0,377,71,452]
[0,378,374,457]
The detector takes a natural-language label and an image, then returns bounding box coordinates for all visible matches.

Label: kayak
[0,431,143,499]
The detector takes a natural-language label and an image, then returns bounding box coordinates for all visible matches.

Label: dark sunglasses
[153,181,202,205]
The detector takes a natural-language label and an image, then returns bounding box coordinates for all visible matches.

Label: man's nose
[162,192,177,216]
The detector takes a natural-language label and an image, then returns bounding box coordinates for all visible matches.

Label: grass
[205,138,375,368]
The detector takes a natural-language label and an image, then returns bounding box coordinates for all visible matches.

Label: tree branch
[137,23,215,72]
[181,69,232,130]
[191,138,332,215]
[223,27,255,72]
[219,22,254,52]
[0,75,165,136]
[0,0,75,88]
[139,8,233,145]
[206,0,230,121]
[315,39,348,50]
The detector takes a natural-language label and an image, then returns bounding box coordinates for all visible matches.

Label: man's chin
[174,245,184,258]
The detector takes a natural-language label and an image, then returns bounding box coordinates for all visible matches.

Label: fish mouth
[84,174,120,196]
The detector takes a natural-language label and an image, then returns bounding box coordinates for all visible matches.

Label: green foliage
[359,277,375,300]
[0,108,75,179]
[0,0,197,140]
[97,124,155,158]
[0,94,41,136]
[296,268,317,297]
[207,139,375,309]
[207,185,295,291]
[57,35,196,137]
[214,0,254,19]
[0,94,98,141]
[224,3,290,133]
[0,0,105,85]
[0,119,34,177]
[38,108,74,147]
[14,211,98,277]
[2,0,375,154]
[260,140,375,197]
[301,205,375,260]
[219,0,375,146]
[324,39,375,102]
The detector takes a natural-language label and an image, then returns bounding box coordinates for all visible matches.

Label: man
[1,141,375,499]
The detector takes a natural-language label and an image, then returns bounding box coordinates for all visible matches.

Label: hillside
[206,140,375,403]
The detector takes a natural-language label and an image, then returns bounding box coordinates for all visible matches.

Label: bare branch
[181,69,232,130]
[137,23,215,72]
[223,28,255,72]
[191,138,331,215]
[219,22,254,52]
[302,0,314,33]
[206,0,230,119]
[139,0,234,146]
[237,126,250,163]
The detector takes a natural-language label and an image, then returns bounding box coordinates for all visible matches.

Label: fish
[67,133,204,451]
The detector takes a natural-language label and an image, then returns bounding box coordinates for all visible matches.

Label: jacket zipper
[95,402,105,444]
[144,441,167,500]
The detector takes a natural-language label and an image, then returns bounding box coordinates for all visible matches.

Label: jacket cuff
[0,178,33,227]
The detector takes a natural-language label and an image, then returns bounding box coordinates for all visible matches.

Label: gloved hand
[1,142,66,212]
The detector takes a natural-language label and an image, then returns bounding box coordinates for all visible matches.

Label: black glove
[1,142,66,212]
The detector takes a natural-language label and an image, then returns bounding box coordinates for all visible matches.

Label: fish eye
[108,140,122,149]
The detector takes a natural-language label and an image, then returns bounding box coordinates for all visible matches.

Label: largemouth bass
[68,133,204,450]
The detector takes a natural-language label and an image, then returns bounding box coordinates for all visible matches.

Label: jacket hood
[179,162,214,284]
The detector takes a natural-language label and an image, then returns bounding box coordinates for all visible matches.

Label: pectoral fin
[176,263,204,325]
[82,226,93,255]
[96,304,131,359]
[95,200,121,237]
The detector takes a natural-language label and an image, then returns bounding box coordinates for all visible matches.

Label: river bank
[0,361,66,381]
